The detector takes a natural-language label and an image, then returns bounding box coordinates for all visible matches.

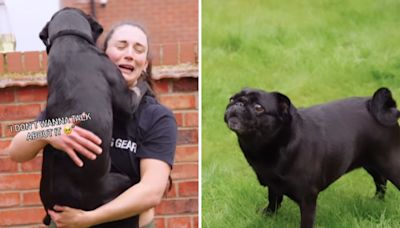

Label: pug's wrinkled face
[224,89,293,139]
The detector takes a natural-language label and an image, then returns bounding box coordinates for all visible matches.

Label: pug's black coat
[224,87,400,228]
[39,8,146,226]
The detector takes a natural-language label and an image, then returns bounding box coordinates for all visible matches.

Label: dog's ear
[274,92,296,121]
[39,22,50,53]
[368,87,400,126]
[274,92,291,113]
[86,16,103,42]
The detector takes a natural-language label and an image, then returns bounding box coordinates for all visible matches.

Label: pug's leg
[299,193,318,228]
[364,167,387,199]
[263,188,283,215]
[384,166,400,191]
[374,152,400,192]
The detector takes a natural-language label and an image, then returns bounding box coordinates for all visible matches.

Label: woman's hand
[48,205,94,228]
[45,123,103,167]
[8,121,102,165]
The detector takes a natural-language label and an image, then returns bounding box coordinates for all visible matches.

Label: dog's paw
[373,192,385,201]
[261,206,278,217]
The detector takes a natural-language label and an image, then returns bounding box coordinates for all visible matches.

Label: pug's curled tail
[368,87,400,127]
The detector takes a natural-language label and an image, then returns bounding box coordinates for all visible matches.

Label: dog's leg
[299,193,318,228]
[384,168,400,191]
[374,150,400,192]
[364,167,387,199]
[263,188,283,215]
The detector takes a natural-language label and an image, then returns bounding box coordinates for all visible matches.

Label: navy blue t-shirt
[109,94,177,187]
[38,94,177,227]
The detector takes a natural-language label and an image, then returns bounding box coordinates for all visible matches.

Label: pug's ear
[39,22,50,53]
[368,87,400,126]
[86,16,103,42]
[274,92,296,120]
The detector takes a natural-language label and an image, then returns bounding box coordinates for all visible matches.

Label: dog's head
[224,88,296,139]
[39,7,103,53]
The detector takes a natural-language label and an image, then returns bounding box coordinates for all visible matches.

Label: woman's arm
[6,124,102,167]
[90,158,170,224]
[48,158,171,227]
[139,208,155,227]
[7,129,48,162]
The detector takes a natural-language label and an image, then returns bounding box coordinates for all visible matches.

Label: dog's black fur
[224,87,400,228]
[39,8,146,226]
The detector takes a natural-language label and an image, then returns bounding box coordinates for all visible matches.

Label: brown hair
[103,22,154,92]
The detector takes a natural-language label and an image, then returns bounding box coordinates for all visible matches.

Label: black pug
[38,8,147,226]
[224,87,400,228]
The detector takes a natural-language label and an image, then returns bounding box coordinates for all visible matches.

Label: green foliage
[202,0,400,227]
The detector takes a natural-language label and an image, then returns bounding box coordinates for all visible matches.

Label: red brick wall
[0,52,47,75]
[0,47,196,74]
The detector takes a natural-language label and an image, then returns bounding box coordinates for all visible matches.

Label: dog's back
[293,90,400,189]
[46,35,115,167]
[39,8,138,225]
[298,89,400,150]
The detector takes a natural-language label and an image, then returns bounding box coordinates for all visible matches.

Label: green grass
[202,0,400,227]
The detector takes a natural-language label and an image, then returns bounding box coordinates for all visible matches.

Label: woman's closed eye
[116,41,128,50]
[134,43,146,54]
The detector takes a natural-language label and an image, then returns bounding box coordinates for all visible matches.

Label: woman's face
[105,25,149,87]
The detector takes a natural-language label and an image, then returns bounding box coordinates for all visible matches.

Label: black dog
[39,8,146,226]
[224,87,400,228]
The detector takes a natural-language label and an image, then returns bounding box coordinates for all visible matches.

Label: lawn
[202,0,400,227]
